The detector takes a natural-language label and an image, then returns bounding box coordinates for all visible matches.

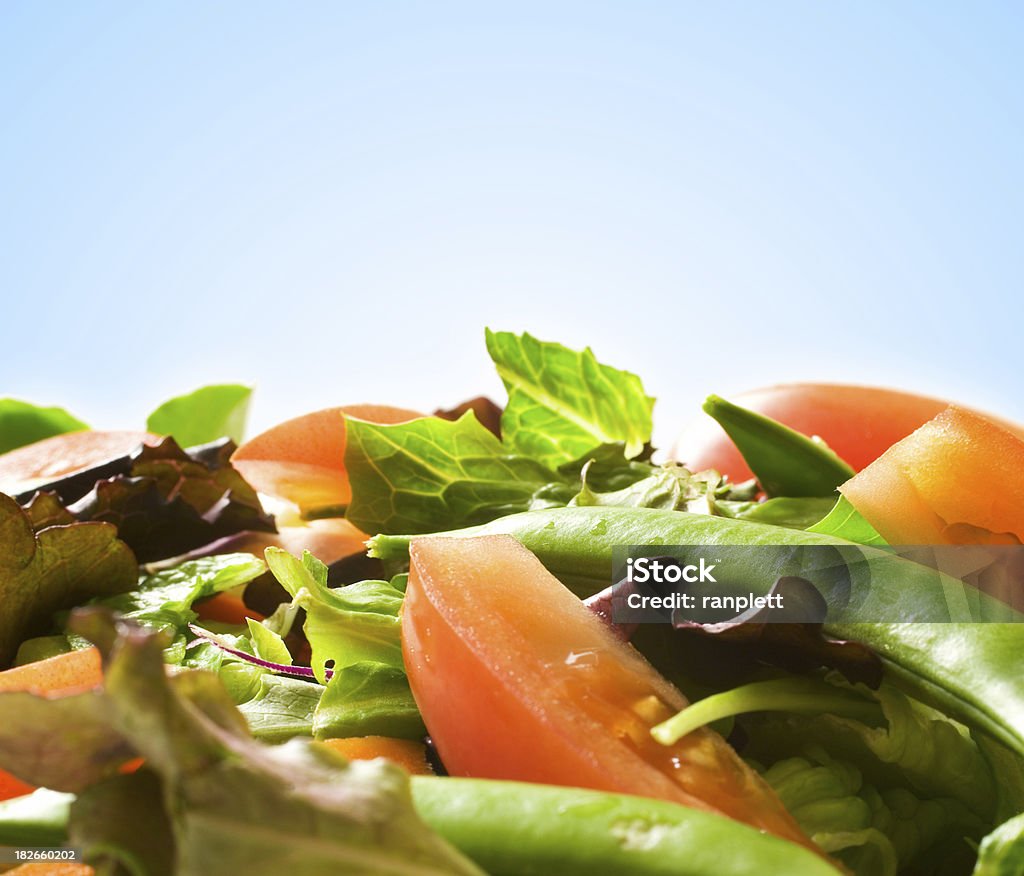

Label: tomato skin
[669,384,1024,483]
[402,534,814,851]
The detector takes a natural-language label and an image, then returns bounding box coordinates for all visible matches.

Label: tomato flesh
[841,406,1024,544]
[402,534,814,851]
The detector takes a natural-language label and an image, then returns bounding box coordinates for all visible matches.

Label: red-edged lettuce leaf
[17,437,275,562]
[0,612,482,875]
[0,493,137,667]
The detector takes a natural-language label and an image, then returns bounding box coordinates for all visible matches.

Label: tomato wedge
[0,430,158,497]
[402,534,815,851]
[841,406,1024,545]
[670,383,1024,483]
[231,404,421,513]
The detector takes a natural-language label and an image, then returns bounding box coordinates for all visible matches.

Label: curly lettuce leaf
[146,383,252,447]
[345,410,563,534]
[314,661,425,741]
[266,548,404,681]
[761,753,982,875]
[0,613,483,875]
[74,437,275,561]
[89,553,266,662]
[0,398,89,454]
[742,679,996,818]
[0,493,137,667]
[486,329,654,468]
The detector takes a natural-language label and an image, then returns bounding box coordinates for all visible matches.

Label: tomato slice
[231,404,421,513]
[669,383,1024,483]
[841,406,1024,544]
[402,534,815,852]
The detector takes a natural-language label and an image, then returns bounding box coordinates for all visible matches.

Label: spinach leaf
[146,383,252,446]
[717,496,838,531]
[345,411,562,534]
[808,496,888,545]
[486,329,654,469]
[0,398,88,454]
[703,394,854,497]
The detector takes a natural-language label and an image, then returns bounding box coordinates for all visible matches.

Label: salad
[0,330,1023,876]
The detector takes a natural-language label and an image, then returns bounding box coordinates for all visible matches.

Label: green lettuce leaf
[742,680,996,818]
[246,616,292,665]
[146,383,252,446]
[0,613,483,875]
[761,752,982,875]
[0,492,137,667]
[236,674,322,742]
[571,462,718,511]
[345,410,563,534]
[0,398,89,454]
[314,661,425,741]
[266,549,404,681]
[90,553,267,662]
[808,496,888,545]
[486,329,654,468]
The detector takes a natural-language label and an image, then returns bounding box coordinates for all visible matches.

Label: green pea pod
[369,506,1024,758]
[411,776,840,876]
[702,395,855,497]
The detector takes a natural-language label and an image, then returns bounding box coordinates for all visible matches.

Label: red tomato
[669,384,1024,483]
[402,534,815,852]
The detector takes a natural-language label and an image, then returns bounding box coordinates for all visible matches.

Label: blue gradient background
[2,3,1022,443]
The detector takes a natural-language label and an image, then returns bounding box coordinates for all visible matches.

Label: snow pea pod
[370,506,1024,758]
[703,394,855,497]
[411,776,840,875]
